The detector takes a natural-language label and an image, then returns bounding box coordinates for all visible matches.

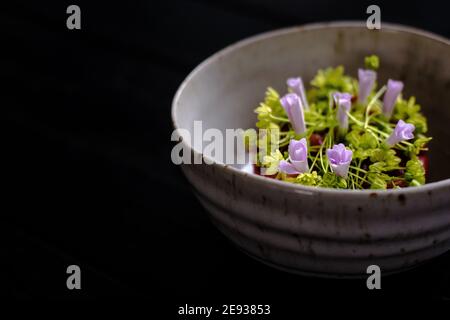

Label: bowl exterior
[182,161,450,276]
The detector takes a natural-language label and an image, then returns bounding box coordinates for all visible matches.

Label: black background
[3,0,450,307]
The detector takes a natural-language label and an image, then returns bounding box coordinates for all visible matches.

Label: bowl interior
[174,23,450,182]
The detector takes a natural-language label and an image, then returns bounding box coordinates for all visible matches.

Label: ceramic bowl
[172,22,450,277]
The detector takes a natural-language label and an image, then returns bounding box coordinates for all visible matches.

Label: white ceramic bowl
[172,22,450,277]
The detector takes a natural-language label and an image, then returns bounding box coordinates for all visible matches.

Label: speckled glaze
[172,22,450,277]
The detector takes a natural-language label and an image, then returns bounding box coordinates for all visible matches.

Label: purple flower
[287,77,309,109]
[333,92,352,132]
[280,93,306,135]
[279,138,309,174]
[383,79,404,118]
[358,69,377,104]
[386,119,415,147]
[327,144,353,179]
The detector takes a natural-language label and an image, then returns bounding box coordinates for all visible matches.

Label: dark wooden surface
[4,0,450,305]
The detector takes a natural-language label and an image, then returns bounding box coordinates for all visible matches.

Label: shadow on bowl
[172,22,450,277]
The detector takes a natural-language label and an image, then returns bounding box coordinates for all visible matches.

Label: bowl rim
[172,21,450,196]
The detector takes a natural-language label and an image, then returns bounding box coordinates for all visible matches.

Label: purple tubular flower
[386,119,415,147]
[383,79,404,118]
[280,93,306,135]
[287,77,309,109]
[279,138,309,174]
[327,144,353,179]
[358,69,377,104]
[333,92,352,132]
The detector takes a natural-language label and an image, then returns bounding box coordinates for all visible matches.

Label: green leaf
[367,159,394,189]
[254,88,286,129]
[369,161,387,173]
[364,55,380,70]
[367,172,388,189]
[261,149,284,175]
[319,172,347,189]
[392,96,428,134]
[310,66,355,99]
[405,159,425,185]
[345,129,378,150]
[370,149,401,168]
[295,171,322,186]
[406,136,432,155]
[353,149,373,161]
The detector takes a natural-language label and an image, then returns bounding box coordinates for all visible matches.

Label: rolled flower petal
[333,92,352,132]
[287,77,309,109]
[280,93,306,135]
[278,160,300,175]
[386,119,415,147]
[288,138,309,173]
[358,69,377,104]
[327,143,353,179]
[278,138,309,175]
[383,79,404,118]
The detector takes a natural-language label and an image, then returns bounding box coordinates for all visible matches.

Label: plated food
[173,22,450,276]
[246,55,432,189]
